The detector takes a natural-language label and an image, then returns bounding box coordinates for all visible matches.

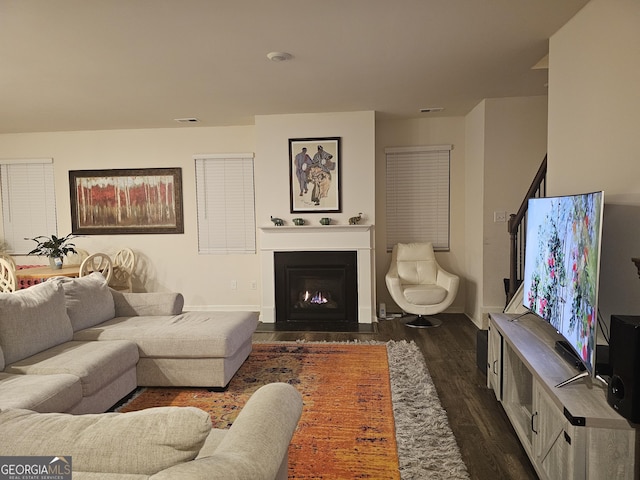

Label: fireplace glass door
[274,251,357,327]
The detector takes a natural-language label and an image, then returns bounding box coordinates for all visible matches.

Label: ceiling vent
[174,118,200,124]
[420,107,444,113]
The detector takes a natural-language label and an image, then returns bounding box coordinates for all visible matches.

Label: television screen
[522,191,604,374]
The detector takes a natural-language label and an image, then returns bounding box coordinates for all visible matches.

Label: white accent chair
[79,253,113,284]
[109,247,135,292]
[0,257,17,293]
[385,242,459,327]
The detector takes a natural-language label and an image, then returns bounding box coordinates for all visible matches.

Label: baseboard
[184,304,261,312]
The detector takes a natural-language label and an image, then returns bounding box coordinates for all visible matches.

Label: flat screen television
[522,191,604,386]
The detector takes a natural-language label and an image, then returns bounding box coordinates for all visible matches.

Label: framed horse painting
[289,137,341,213]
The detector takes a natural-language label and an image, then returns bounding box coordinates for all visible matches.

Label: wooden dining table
[16,264,81,281]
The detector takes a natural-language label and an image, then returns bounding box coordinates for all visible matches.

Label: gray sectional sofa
[0,272,258,413]
[0,273,303,480]
[1,382,303,480]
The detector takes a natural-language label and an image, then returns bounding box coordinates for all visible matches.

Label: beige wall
[464,101,486,325]
[254,112,376,229]
[462,97,548,328]
[548,0,640,323]
[0,126,260,310]
[483,96,548,314]
[0,112,378,312]
[375,116,467,314]
[1,103,549,322]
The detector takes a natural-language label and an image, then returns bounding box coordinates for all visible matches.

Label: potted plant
[27,233,79,269]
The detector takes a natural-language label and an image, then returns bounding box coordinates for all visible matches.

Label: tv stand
[487,313,638,480]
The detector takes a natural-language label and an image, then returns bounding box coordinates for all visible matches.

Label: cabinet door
[487,324,502,399]
[502,344,534,452]
[533,382,581,480]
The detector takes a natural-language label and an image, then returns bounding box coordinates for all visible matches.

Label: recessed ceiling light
[174,118,200,124]
[267,51,293,62]
[420,107,444,113]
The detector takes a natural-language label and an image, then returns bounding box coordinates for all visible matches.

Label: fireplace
[274,251,358,329]
[259,224,374,325]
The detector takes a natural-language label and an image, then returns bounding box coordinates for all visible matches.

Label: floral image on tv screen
[523,191,604,372]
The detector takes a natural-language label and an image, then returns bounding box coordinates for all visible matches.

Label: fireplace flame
[304,290,329,304]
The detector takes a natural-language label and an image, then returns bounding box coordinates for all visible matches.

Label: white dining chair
[0,257,17,293]
[109,247,136,292]
[79,253,113,284]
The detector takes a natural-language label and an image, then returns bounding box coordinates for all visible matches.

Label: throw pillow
[0,281,73,365]
[54,272,116,331]
[0,407,212,475]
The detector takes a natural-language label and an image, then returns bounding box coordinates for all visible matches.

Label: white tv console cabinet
[488,313,639,479]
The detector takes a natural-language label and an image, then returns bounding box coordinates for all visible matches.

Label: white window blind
[0,158,58,254]
[195,154,256,254]
[385,145,452,251]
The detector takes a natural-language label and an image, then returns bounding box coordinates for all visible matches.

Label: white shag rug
[386,340,470,480]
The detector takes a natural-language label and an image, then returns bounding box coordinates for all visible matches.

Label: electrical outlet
[494,211,507,223]
[250,280,257,290]
[230,280,237,290]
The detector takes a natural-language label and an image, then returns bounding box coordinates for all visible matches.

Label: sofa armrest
[111,290,184,317]
[150,383,303,480]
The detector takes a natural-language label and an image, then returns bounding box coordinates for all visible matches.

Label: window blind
[385,145,452,251]
[195,154,256,254]
[0,158,58,254]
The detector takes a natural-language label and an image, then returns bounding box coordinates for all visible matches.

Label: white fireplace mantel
[259,225,375,324]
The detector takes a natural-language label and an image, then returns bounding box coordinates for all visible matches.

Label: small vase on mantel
[49,256,63,270]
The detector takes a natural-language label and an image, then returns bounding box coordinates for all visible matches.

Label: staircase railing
[506,155,547,303]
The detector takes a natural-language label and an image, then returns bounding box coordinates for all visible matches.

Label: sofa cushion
[54,272,116,331]
[0,406,211,475]
[0,372,82,413]
[5,340,139,397]
[0,281,73,365]
[73,311,259,358]
[112,291,184,317]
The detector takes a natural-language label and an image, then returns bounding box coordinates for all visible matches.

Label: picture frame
[289,137,341,213]
[69,168,184,235]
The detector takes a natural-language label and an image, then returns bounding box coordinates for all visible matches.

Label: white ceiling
[0,0,589,134]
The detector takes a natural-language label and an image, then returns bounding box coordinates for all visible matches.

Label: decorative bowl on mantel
[319,217,331,225]
[292,218,305,226]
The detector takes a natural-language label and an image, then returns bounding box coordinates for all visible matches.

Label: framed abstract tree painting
[69,168,184,234]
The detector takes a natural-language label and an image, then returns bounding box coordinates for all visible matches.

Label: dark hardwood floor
[253,313,538,480]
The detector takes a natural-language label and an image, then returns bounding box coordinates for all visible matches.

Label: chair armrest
[435,267,460,309]
[111,290,184,317]
[436,268,459,292]
[385,268,414,313]
[150,383,303,480]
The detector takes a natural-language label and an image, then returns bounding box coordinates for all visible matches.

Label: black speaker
[607,315,640,423]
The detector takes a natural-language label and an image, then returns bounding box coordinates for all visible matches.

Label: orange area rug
[118,343,400,479]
